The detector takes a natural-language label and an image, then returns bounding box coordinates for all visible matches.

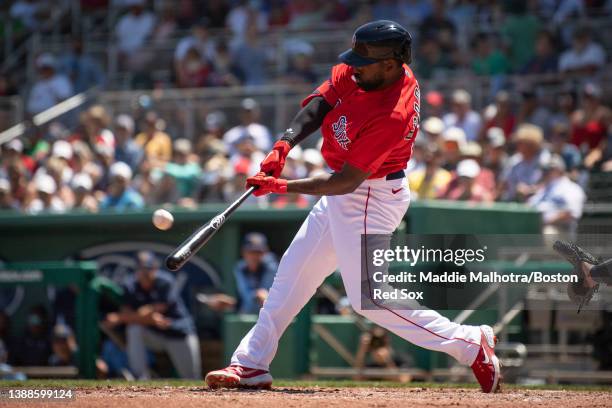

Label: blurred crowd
[0,0,611,237]
[1,0,612,97]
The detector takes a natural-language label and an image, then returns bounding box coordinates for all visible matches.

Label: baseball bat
[165,186,257,271]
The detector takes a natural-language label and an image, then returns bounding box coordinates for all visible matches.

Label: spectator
[114,114,143,172]
[100,162,144,211]
[354,326,411,383]
[10,0,45,31]
[2,138,35,174]
[27,53,74,115]
[60,37,106,93]
[175,47,213,88]
[501,0,541,71]
[438,159,494,202]
[548,123,582,172]
[105,251,201,379]
[195,111,228,158]
[416,36,452,80]
[114,0,156,68]
[231,22,271,86]
[419,0,457,53]
[460,141,497,195]
[528,154,585,238]
[421,116,445,146]
[13,305,51,366]
[0,178,18,210]
[74,105,115,152]
[440,126,467,171]
[520,30,559,74]
[481,90,515,140]
[208,40,242,87]
[71,173,98,212]
[483,127,508,181]
[174,19,216,73]
[135,112,173,166]
[516,90,552,135]
[223,98,272,154]
[443,89,482,142]
[558,26,606,74]
[48,324,77,366]
[158,139,201,205]
[571,83,611,154]
[471,33,511,77]
[499,124,547,202]
[225,0,268,43]
[26,173,66,214]
[424,90,445,118]
[234,233,278,314]
[303,148,326,177]
[282,42,318,85]
[408,144,452,200]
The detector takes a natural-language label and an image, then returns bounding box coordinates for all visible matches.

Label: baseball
[152,208,174,231]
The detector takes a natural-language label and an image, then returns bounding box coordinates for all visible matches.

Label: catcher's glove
[553,240,600,313]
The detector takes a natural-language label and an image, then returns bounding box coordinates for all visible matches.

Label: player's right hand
[260,140,292,178]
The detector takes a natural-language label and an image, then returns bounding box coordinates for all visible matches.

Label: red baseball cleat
[205,365,273,389]
[471,325,502,393]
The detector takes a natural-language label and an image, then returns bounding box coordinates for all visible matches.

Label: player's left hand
[246,172,288,196]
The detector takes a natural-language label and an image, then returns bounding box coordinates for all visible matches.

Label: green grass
[0,379,610,392]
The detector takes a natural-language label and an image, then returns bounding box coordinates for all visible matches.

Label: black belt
[385,170,405,180]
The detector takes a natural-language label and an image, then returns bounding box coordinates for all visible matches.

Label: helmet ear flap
[394,38,412,65]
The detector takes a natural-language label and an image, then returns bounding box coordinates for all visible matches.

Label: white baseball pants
[231,176,482,370]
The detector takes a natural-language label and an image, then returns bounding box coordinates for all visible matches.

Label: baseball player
[206,20,501,393]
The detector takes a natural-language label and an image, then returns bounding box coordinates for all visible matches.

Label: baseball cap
[242,232,269,252]
[52,324,73,341]
[487,127,506,148]
[583,82,602,99]
[35,174,57,195]
[206,111,227,131]
[287,144,303,161]
[241,98,259,111]
[52,140,73,160]
[36,53,56,69]
[541,154,566,172]
[115,114,135,133]
[303,148,324,166]
[5,138,23,153]
[173,138,192,155]
[425,91,444,107]
[443,126,467,145]
[457,159,480,178]
[0,178,10,192]
[452,89,471,105]
[461,141,482,158]
[109,161,133,180]
[422,117,444,135]
[71,173,93,191]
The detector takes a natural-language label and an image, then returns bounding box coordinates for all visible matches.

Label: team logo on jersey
[332,115,351,150]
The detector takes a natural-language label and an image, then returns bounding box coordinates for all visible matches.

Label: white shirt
[559,42,606,72]
[115,11,156,53]
[528,176,585,223]
[174,36,216,62]
[443,111,482,142]
[223,124,272,154]
[27,74,74,114]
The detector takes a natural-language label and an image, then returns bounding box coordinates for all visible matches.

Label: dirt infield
[5,385,611,408]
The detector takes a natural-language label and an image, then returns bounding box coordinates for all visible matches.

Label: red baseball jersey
[302,63,420,179]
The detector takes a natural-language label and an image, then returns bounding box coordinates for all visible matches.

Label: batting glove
[260,140,291,178]
[246,172,288,197]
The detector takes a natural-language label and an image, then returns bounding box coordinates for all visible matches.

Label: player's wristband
[280,128,298,147]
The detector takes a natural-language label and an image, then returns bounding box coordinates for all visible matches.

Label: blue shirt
[100,188,144,211]
[122,270,195,338]
[234,255,277,314]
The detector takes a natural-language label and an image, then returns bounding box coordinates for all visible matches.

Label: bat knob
[165,255,183,271]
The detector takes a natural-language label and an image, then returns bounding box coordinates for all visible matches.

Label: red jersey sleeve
[301,64,354,108]
[345,112,414,174]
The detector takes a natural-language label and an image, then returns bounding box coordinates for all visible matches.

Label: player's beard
[353,72,385,91]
